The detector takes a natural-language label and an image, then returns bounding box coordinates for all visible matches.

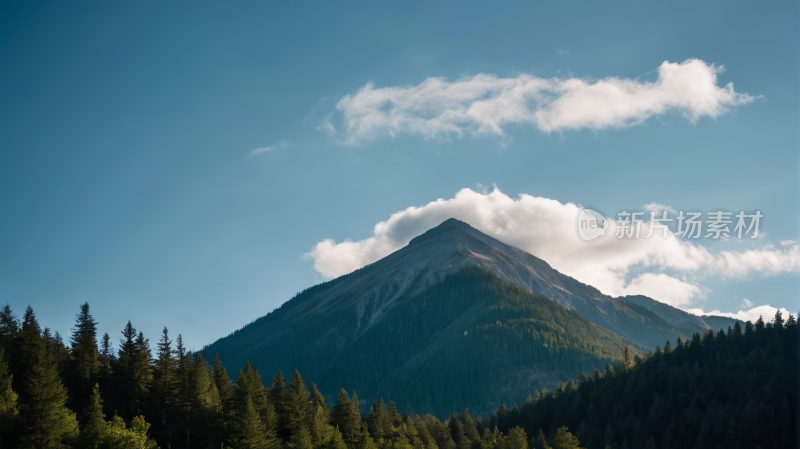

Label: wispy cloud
[330,59,758,144]
[247,140,292,157]
[557,49,571,57]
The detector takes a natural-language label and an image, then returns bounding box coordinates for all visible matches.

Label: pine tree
[449,412,470,449]
[228,395,269,449]
[550,426,579,449]
[332,388,358,446]
[461,409,481,445]
[324,428,349,449]
[0,347,18,442]
[233,361,268,416]
[663,340,672,355]
[154,326,177,410]
[531,429,548,449]
[212,353,232,404]
[500,427,527,449]
[70,302,100,412]
[289,369,312,435]
[0,304,19,343]
[387,400,402,427]
[20,306,42,365]
[787,314,797,327]
[350,391,362,443]
[288,422,314,449]
[190,352,211,409]
[310,383,329,417]
[269,370,291,438]
[21,333,79,448]
[755,315,765,331]
[82,384,107,446]
[773,310,784,328]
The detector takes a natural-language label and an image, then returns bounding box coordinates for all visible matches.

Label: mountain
[620,295,740,336]
[204,267,643,417]
[202,218,714,416]
[273,218,687,349]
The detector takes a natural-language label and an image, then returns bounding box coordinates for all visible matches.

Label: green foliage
[20,332,79,449]
[0,347,19,445]
[228,395,272,449]
[96,415,159,449]
[491,316,797,449]
[550,427,581,449]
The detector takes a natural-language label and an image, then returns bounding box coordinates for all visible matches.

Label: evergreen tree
[268,371,291,438]
[332,388,358,446]
[212,353,232,404]
[324,428,349,449]
[663,340,672,355]
[70,302,99,413]
[81,384,107,446]
[350,391,362,442]
[0,347,19,444]
[288,423,314,449]
[228,395,270,449]
[20,333,79,448]
[549,427,580,449]
[461,409,481,445]
[190,351,212,409]
[289,369,312,435]
[310,383,329,417]
[773,310,784,328]
[0,304,19,347]
[154,326,177,410]
[500,427,527,449]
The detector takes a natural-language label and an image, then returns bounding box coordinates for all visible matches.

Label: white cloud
[332,59,757,144]
[742,298,753,308]
[305,187,798,310]
[247,140,292,157]
[682,305,792,324]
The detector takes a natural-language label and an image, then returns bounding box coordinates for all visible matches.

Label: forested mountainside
[206,220,698,391]
[0,301,591,449]
[488,312,798,449]
[204,268,644,417]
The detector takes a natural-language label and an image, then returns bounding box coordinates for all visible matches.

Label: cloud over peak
[332,59,757,144]
[305,187,798,312]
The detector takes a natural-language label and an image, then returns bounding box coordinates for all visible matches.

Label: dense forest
[0,300,795,449]
[202,268,646,417]
[489,312,798,449]
[0,302,586,449]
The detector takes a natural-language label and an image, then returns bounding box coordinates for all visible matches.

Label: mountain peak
[408,218,477,246]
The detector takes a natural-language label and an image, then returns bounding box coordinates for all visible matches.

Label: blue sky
[0,1,797,349]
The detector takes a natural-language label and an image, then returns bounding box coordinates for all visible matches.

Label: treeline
[488,312,798,449]
[0,303,584,449]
